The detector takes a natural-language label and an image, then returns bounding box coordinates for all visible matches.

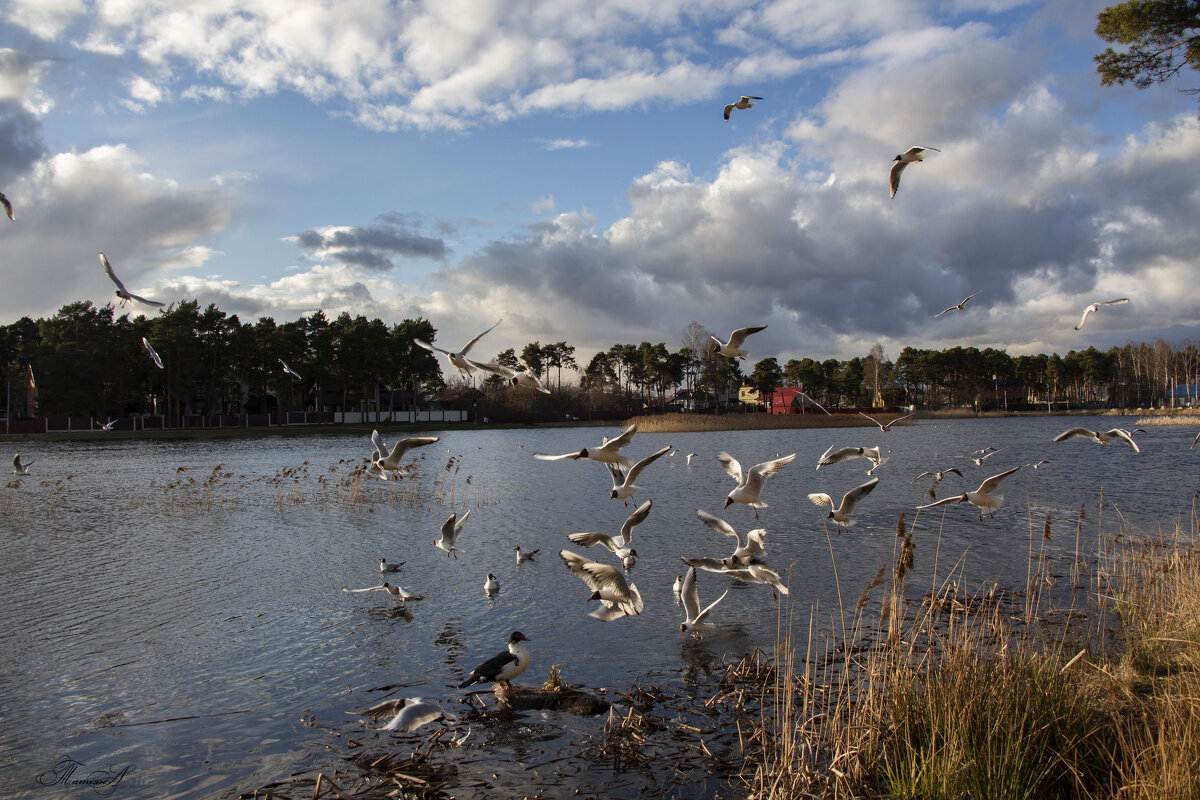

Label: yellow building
[738,384,760,405]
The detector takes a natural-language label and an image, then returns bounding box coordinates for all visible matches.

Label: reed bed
[1134,413,1200,427]
[742,507,1200,800]
[628,412,884,434]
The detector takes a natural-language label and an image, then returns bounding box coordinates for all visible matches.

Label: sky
[1,0,1198,372]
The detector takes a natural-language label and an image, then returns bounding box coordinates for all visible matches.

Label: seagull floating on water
[808,477,880,527]
[723,95,762,120]
[1052,427,1143,453]
[458,631,531,688]
[514,545,539,564]
[100,253,165,307]
[12,453,33,475]
[379,557,404,574]
[889,146,939,199]
[413,320,502,377]
[484,573,500,594]
[142,338,164,369]
[717,451,797,518]
[1074,298,1129,330]
[679,567,729,635]
[342,581,422,601]
[710,325,767,360]
[916,465,1021,519]
[934,293,978,317]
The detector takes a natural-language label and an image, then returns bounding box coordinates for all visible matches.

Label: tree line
[1,300,1196,421]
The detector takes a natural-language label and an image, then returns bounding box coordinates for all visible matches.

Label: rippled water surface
[1,416,1195,798]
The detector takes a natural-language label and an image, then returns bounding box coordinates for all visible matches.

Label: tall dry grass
[628,412,880,434]
[745,504,1200,800]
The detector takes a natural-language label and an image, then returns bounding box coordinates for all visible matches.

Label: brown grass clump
[744,508,1200,800]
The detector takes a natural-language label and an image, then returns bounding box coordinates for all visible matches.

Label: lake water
[1,416,1195,798]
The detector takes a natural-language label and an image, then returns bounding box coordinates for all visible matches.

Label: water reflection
[0,416,1193,798]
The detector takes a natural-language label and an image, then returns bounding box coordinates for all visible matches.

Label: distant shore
[3,406,1192,442]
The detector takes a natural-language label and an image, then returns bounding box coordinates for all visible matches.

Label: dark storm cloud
[293,217,446,271]
[0,101,47,178]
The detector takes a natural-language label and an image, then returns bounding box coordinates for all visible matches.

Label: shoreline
[4,407,1190,443]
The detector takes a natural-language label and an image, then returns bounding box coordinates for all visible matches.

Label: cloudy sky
[1,0,1197,370]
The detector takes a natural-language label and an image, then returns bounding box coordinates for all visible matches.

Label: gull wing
[142,338,164,369]
[379,436,439,469]
[623,445,671,484]
[916,495,965,510]
[99,253,128,293]
[382,699,453,732]
[681,556,731,573]
[889,159,908,198]
[567,531,619,552]
[467,358,516,378]
[858,411,884,429]
[1053,427,1099,443]
[413,339,452,358]
[1102,428,1140,452]
[807,492,834,508]
[696,509,738,539]
[716,451,744,483]
[726,325,767,349]
[750,453,796,480]
[458,319,502,357]
[976,465,1021,496]
[370,429,389,460]
[840,477,880,514]
[599,424,639,455]
[618,500,652,544]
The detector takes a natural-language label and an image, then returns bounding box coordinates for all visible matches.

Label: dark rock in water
[493,684,610,715]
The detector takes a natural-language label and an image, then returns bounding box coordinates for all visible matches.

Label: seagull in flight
[468,358,551,394]
[909,467,963,484]
[710,325,767,360]
[12,453,34,475]
[718,451,796,518]
[375,435,440,474]
[560,549,644,620]
[413,320,502,377]
[816,444,885,473]
[934,293,978,317]
[695,509,767,568]
[807,477,880,527]
[681,557,790,598]
[534,423,639,469]
[568,499,652,561]
[859,411,916,431]
[1074,298,1129,330]
[889,146,939,198]
[955,447,999,466]
[142,338,164,369]
[917,465,1021,519]
[1,191,13,221]
[607,445,671,504]
[723,95,762,120]
[679,567,729,635]
[99,253,165,307]
[433,510,471,557]
[279,358,302,379]
[1052,427,1143,453]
